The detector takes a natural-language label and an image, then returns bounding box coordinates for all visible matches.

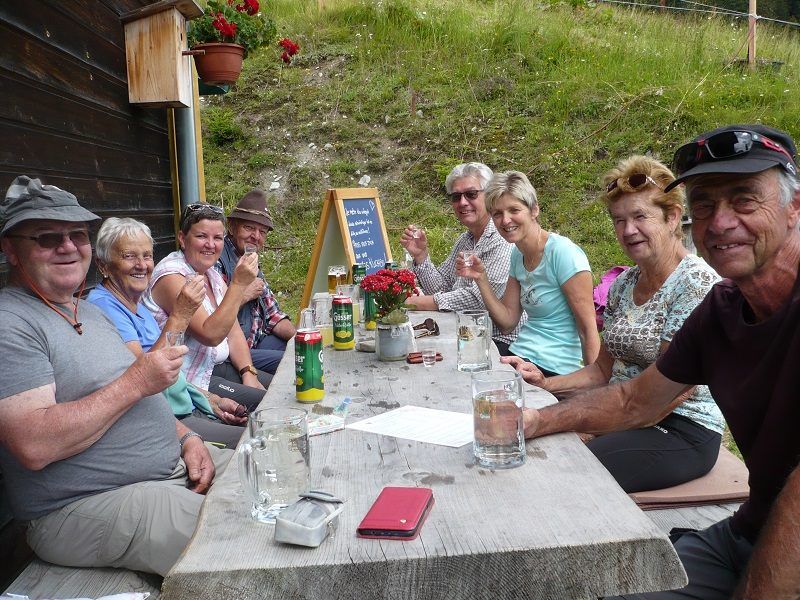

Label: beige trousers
[26,444,232,576]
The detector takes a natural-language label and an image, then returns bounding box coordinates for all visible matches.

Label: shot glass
[462,250,477,267]
[244,244,258,255]
[164,331,184,347]
[421,348,437,368]
[410,225,421,239]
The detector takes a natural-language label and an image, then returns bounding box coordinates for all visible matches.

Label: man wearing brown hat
[215,189,295,375]
[503,125,800,598]
[0,176,230,576]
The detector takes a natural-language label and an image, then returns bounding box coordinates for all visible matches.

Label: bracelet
[179,431,202,451]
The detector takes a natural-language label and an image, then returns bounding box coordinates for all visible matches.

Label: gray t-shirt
[0,287,179,521]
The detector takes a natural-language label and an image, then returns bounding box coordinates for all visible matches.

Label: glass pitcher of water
[456,309,491,372]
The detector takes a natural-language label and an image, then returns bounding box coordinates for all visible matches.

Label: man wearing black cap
[505,125,800,598]
[0,176,230,576]
[215,189,296,375]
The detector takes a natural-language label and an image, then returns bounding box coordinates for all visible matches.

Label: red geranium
[360,268,417,323]
[278,37,300,64]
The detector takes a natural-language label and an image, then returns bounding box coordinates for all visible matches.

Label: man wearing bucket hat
[0,176,230,576]
[215,189,295,375]
[504,125,800,598]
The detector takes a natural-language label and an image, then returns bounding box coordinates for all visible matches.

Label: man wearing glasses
[401,162,523,355]
[215,189,295,376]
[508,125,800,598]
[0,176,230,576]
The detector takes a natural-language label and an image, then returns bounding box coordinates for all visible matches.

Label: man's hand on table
[183,435,216,494]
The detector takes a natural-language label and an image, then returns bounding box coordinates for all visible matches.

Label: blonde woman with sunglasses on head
[502,157,725,493]
[458,170,600,377]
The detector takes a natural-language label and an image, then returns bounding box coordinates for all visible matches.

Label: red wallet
[356,487,434,540]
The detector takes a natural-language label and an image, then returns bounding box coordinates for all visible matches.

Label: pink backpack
[593,266,629,331]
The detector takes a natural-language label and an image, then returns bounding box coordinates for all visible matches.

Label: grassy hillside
[199,0,800,317]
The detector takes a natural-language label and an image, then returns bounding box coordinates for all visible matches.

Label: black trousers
[587,412,721,493]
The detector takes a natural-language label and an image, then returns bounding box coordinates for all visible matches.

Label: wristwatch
[239,364,258,377]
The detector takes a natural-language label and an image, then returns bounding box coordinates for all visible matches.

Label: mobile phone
[356,486,434,540]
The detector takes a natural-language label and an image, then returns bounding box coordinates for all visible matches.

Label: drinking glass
[471,370,525,469]
[421,348,437,368]
[410,225,421,239]
[327,265,347,294]
[461,250,477,267]
[237,407,311,523]
[311,294,333,347]
[336,284,361,325]
[164,331,184,347]
[456,310,491,372]
[244,244,258,255]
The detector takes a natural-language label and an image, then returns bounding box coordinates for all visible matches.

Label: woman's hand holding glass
[231,252,259,287]
[174,275,205,321]
[455,252,486,281]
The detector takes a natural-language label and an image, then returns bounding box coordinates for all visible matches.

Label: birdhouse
[121,0,203,107]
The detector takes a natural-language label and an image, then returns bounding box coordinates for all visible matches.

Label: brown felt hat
[228,189,274,231]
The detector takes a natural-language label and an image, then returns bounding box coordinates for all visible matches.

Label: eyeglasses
[605,174,663,195]
[673,130,795,175]
[448,189,484,202]
[7,229,91,249]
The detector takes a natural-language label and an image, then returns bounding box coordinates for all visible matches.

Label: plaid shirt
[413,220,524,345]
[216,236,288,348]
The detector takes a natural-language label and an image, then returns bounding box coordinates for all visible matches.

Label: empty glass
[336,284,361,325]
[456,310,491,372]
[164,331,184,347]
[421,348,437,368]
[471,370,525,469]
[237,407,311,523]
[311,293,333,347]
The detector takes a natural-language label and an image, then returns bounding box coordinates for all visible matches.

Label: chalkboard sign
[300,188,393,310]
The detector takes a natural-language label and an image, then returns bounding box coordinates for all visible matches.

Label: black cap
[665,124,798,192]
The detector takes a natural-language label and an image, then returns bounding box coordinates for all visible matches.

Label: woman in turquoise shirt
[458,171,600,375]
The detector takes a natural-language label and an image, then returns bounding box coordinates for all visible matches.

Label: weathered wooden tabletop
[162,311,686,600]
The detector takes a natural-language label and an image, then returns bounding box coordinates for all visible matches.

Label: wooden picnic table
[161,311,687,600]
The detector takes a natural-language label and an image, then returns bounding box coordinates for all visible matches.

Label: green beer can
[332,294,355,350]
[352,263,367,286]
[295,328,324,402]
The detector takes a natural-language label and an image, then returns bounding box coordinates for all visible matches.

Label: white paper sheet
[346,405,473,447]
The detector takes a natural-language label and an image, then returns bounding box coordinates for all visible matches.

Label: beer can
[352,263,367,286]
[363,290,378,330]
[295,328,324,402]
[332,294,355,350]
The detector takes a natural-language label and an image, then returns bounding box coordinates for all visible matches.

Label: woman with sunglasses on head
[88,217,247,448]
[503,157,725,492]
[143,204,271,412]
[401,162,523,355]
[458,170,600,377]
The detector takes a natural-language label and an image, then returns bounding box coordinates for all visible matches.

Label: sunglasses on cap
[605,174,663,195]
[448,189,483,202]
[7,229,91,249]
[672,130,795,175]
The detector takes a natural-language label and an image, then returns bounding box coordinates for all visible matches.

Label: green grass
[198,0,800,318]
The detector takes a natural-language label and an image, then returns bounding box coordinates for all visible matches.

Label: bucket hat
[228,189,274,231]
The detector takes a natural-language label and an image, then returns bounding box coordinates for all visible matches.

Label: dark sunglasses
[673,130,795,175]
[183,203,225,217]
[605,174,663,195]
[7,229,91,249]
[448,189,483,202]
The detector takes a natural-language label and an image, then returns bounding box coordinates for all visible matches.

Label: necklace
[523,228,546,288]
[18,265,85,334]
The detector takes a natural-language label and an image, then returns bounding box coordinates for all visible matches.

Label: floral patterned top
[603,254,725,433]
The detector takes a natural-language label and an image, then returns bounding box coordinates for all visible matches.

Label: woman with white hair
[401,162,523,354]
[88,217,250,448]
[458,171,600,375]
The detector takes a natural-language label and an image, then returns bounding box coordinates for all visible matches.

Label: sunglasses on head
[7,229,91,249]
[183,203,224,217]
[448,189,483,202]
[605,174,663,195]
[672,130,795,175]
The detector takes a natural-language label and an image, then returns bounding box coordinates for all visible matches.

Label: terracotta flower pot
[191,42,245,85]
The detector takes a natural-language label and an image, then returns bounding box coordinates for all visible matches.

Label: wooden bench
[3,560,161,599]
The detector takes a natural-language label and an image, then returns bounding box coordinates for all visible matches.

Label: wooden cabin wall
[0,0,177,288]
